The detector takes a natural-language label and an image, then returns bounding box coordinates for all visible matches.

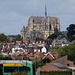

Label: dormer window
[74,62,75,65]
[49,24,51,30]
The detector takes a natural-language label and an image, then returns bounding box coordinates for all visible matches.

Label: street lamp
[38,62,42,75]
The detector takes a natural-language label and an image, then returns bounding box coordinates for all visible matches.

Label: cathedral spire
[45,5,47,17]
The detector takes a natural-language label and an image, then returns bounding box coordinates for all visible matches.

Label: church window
[46,35,47,38]
[45,23,48,30]
[33,20,34,22]
[46,25,48,30]
[45,23,46,30]
[49,24,51,30]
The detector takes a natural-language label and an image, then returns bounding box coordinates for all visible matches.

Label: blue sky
[0,0,75,35]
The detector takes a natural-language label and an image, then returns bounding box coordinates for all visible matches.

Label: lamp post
[39,67,40,75]
[38,62,42,75]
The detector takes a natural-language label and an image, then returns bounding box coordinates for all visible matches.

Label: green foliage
[57,43,75,59]
[54,46,59,49]
[61,31,67,35]
[48,34,57,40]
[14,34,22,41]
[42,52,46,54]
[4,49,8,52]
[0,54,12,60]
[36,38,44,41]
[49,46,59,49]
[48,32,62,40]
[36,61,39,69]
[40,71,72,75]
[0,33,7,42]
[67,24,75,41]
[35,58,51,70]
[42,58,51,65]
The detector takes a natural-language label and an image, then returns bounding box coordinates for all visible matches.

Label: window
[20,66,31,72]
[49,24,51,30]
[45,23,46,30]
[45,24,48,30]
[46,35,47,38]
[67,64,70,66]
[4,67,15,72]
[4,66,31,73]
[46,25,48,30]
[0,68,2,73]
[74,62,75,65]
[33,20,34,22]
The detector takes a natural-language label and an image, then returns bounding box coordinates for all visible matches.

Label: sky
[0,0,75,35]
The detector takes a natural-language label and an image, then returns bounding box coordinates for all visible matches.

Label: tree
[48,32,62,40]
[0,54,12,60]
[57,43,75,59]
[14,34,22,41]
[0,33,7,42]
[42,58,51,64]
[48,33,57,40]
[67,24,75,41]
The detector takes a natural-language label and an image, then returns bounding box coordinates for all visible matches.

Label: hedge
[40,71,72,75]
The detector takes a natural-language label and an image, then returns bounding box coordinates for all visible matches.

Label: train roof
[0,60,32,64]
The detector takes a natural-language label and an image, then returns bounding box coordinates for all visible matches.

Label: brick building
[52,55,75,68]
[37,63,70,71]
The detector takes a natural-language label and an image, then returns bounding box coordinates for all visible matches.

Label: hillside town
[0,1,75,75]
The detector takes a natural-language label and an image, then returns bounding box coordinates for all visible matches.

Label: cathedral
[21,6,60,40]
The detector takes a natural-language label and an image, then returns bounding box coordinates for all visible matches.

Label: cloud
[0,0,75,35]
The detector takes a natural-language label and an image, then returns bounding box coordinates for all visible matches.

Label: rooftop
[49,63,69,70]
[0,60,32,64]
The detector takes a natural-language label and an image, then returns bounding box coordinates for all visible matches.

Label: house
[49,49,58,58]
[43,52,54,61]
[7,35,15,42]
[41,46,47,53]
[52,35,68,47]
[62,42,69,47]
[34,52,44,58]
[12,47,24,53]
[16,41,22,44]
[52,55,75,69]
[37,63,70,71]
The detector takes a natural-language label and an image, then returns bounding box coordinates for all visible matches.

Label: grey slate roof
[32,16,44,23]
[49,63,70,70]
[30,16,59,24]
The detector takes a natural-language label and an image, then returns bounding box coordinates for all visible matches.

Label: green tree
[48,34,57,40]
[61,31,67,35]
[48,32,62,40]
[0,54,12,60]
[14,34,22,41]
[0,33,7,42]
[67,24,75,41]
[42,58,51,64]
[57,43,75,58]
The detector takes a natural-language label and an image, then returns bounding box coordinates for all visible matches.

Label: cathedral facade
[21,6,60,40]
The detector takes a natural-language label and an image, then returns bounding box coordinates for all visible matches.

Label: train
[0,60,35,75]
